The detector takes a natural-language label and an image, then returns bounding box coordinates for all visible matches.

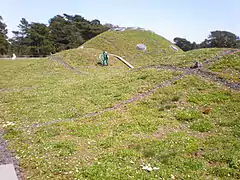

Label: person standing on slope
[102,51,109,66]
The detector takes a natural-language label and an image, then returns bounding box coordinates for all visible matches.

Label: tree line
[1,14,240,56]
[174,31,240,51]
[0,14,110,56]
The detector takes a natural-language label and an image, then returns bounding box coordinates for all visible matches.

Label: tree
[49,14,108,52]
[49,15,85,52]
[27,23,54,55]
[173,37,194,51]
[208,31,238,48]
[191,42,199,50]
[199,39,211,48]
[11,18,31,55]
[0,16,9,55]
[11,18,54,56]
[236,36,240,48]
[104,23,119,29]
[91,19,101,25]
[10,14,109,55]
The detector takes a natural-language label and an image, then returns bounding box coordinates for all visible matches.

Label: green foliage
[0,16,9,55]
[173,37,198,51]
[209,31,238,48]
[10,14,109,56]
[174,30,239,51]
[237,39,240,48]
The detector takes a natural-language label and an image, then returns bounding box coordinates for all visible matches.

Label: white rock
[136,44,147,51]
[142,165,153,172]
[147,167,153,172]
[153,167,159,171]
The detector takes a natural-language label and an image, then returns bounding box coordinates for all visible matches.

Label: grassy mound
[83,30,182,66]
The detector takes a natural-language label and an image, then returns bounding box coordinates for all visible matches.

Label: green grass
[190,120,213,132]
[1,44,240,179]
[152,48,229,67]
[208,51,240,82]
[84,30,183,67]
[55,47,127,68]
[0,59,174,126]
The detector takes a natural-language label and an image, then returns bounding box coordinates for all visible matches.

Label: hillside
[53,30,182,68]
[0,30,240,180]
[84,29,182,66]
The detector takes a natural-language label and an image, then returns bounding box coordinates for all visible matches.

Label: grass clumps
[190,120,213,132]
[175,109,202,122]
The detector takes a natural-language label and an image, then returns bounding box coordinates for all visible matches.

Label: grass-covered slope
[154,48,225,67]
[1,56,239,179]
[1,39,240,179]
[208,51,240,82]
[83,30,182,66]
[54,47,127,68]
[54,30,183,68]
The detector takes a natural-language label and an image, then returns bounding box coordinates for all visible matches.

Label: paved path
[0,131,20,179]
[0,164,18,180]
[109,53,134,68]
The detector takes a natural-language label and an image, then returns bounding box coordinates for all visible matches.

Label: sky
[1,0,240,43]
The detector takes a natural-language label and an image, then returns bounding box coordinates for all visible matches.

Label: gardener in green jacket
[102,51,109,66]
